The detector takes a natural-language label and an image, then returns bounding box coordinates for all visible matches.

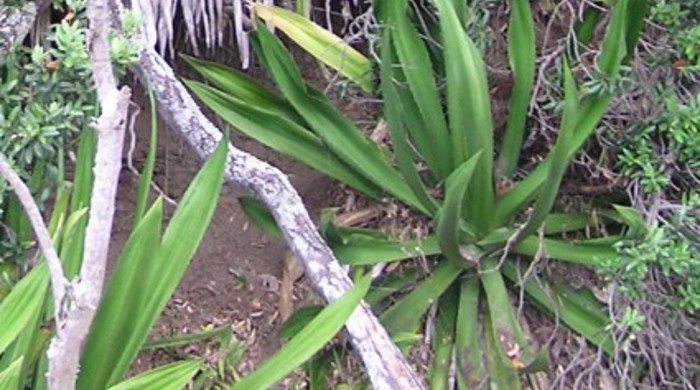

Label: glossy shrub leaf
[434,0,495,234]
[436,153,481,267]
[497,0,536,178]
[253,4,373,92]
[232,275,372,390]
[381,261,462,335]
[185,80,382,198]
[106,360,201,390]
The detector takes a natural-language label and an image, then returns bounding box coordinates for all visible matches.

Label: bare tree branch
[45,0,131,388]
[132,45,425,390]
[0,0,36,56]
[0,153,67,318]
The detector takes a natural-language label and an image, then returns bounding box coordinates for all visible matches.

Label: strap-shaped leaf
[436,152,482,267]
[252,25,425,212]
[185,80,382,198]
[388,0,452,180]
[434,0,495,234]
[454,277,484,389]
[253,4,373,92]
[0,357,23,390]
[429,285,458,388]
[380,261,462,336]
[232,275,372,390]
[497,0,536,178]
[106,360,201,390]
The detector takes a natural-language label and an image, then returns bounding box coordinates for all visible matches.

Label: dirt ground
[106,47,380,383]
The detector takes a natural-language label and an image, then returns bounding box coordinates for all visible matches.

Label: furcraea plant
[187,0,648,386]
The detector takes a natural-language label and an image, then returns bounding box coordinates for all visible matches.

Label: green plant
[187,0,647,386]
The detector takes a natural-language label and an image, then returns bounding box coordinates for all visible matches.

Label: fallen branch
[132,45,424,390]
[45,0,131,388]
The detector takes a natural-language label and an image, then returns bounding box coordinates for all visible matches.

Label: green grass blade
[134,88,158,224]
[185,80,383,198]
[381,261,462,335]
[497,0,536,178]
[597,0,629,78]
[434,0,495,233]
[184,55,306,125]
[388,0,452,179]
[429,285,458,390]
[0,357,23,390]
[454,277,484,389]
[436,153,482,267]
[232,275,372,390]
[106,360,201,390]
[501,260,613,355]
[253,4,373,92]
[518,60,578,240]
[251,26,425,212]
[574,7,600,47]
[623,1,648,63]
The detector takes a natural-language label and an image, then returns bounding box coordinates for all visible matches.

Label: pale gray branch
[45,0,131,388]
[0,153,67,319]
[133,45,424,390]
[0,0,36,56]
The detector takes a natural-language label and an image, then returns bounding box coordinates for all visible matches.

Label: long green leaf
[106,360,201,390]
[251,24,426,213]
[232,275,372,390]
[253,4,373,92]
[185,80,382,198]
[389,0,452,179]
[480,258,544,372]
[184,55,306,126]
[381,31,439,213]
[80,140,228,389]
[0,264,48,355]
[518,60,578,240]
[501,260,613,355]
[454,277,483,389]
[429,285,458,390]
[79,199,164,389]
[0,357,23,390]
[483,304,521,389]
[436,153,481,267]
[434,0,495,234]
[381,261,462,335]
[497,0,535,178]
[134,88,159,224]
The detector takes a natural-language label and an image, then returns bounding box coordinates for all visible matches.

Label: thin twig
[0,154,67,319]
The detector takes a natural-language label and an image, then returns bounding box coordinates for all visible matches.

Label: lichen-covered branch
[45,0,131,388]
[0,0,36,56]
[132,46,425,390]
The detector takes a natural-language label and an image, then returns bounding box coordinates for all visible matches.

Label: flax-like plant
[0,120,371,389]
[187,0,647,386]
